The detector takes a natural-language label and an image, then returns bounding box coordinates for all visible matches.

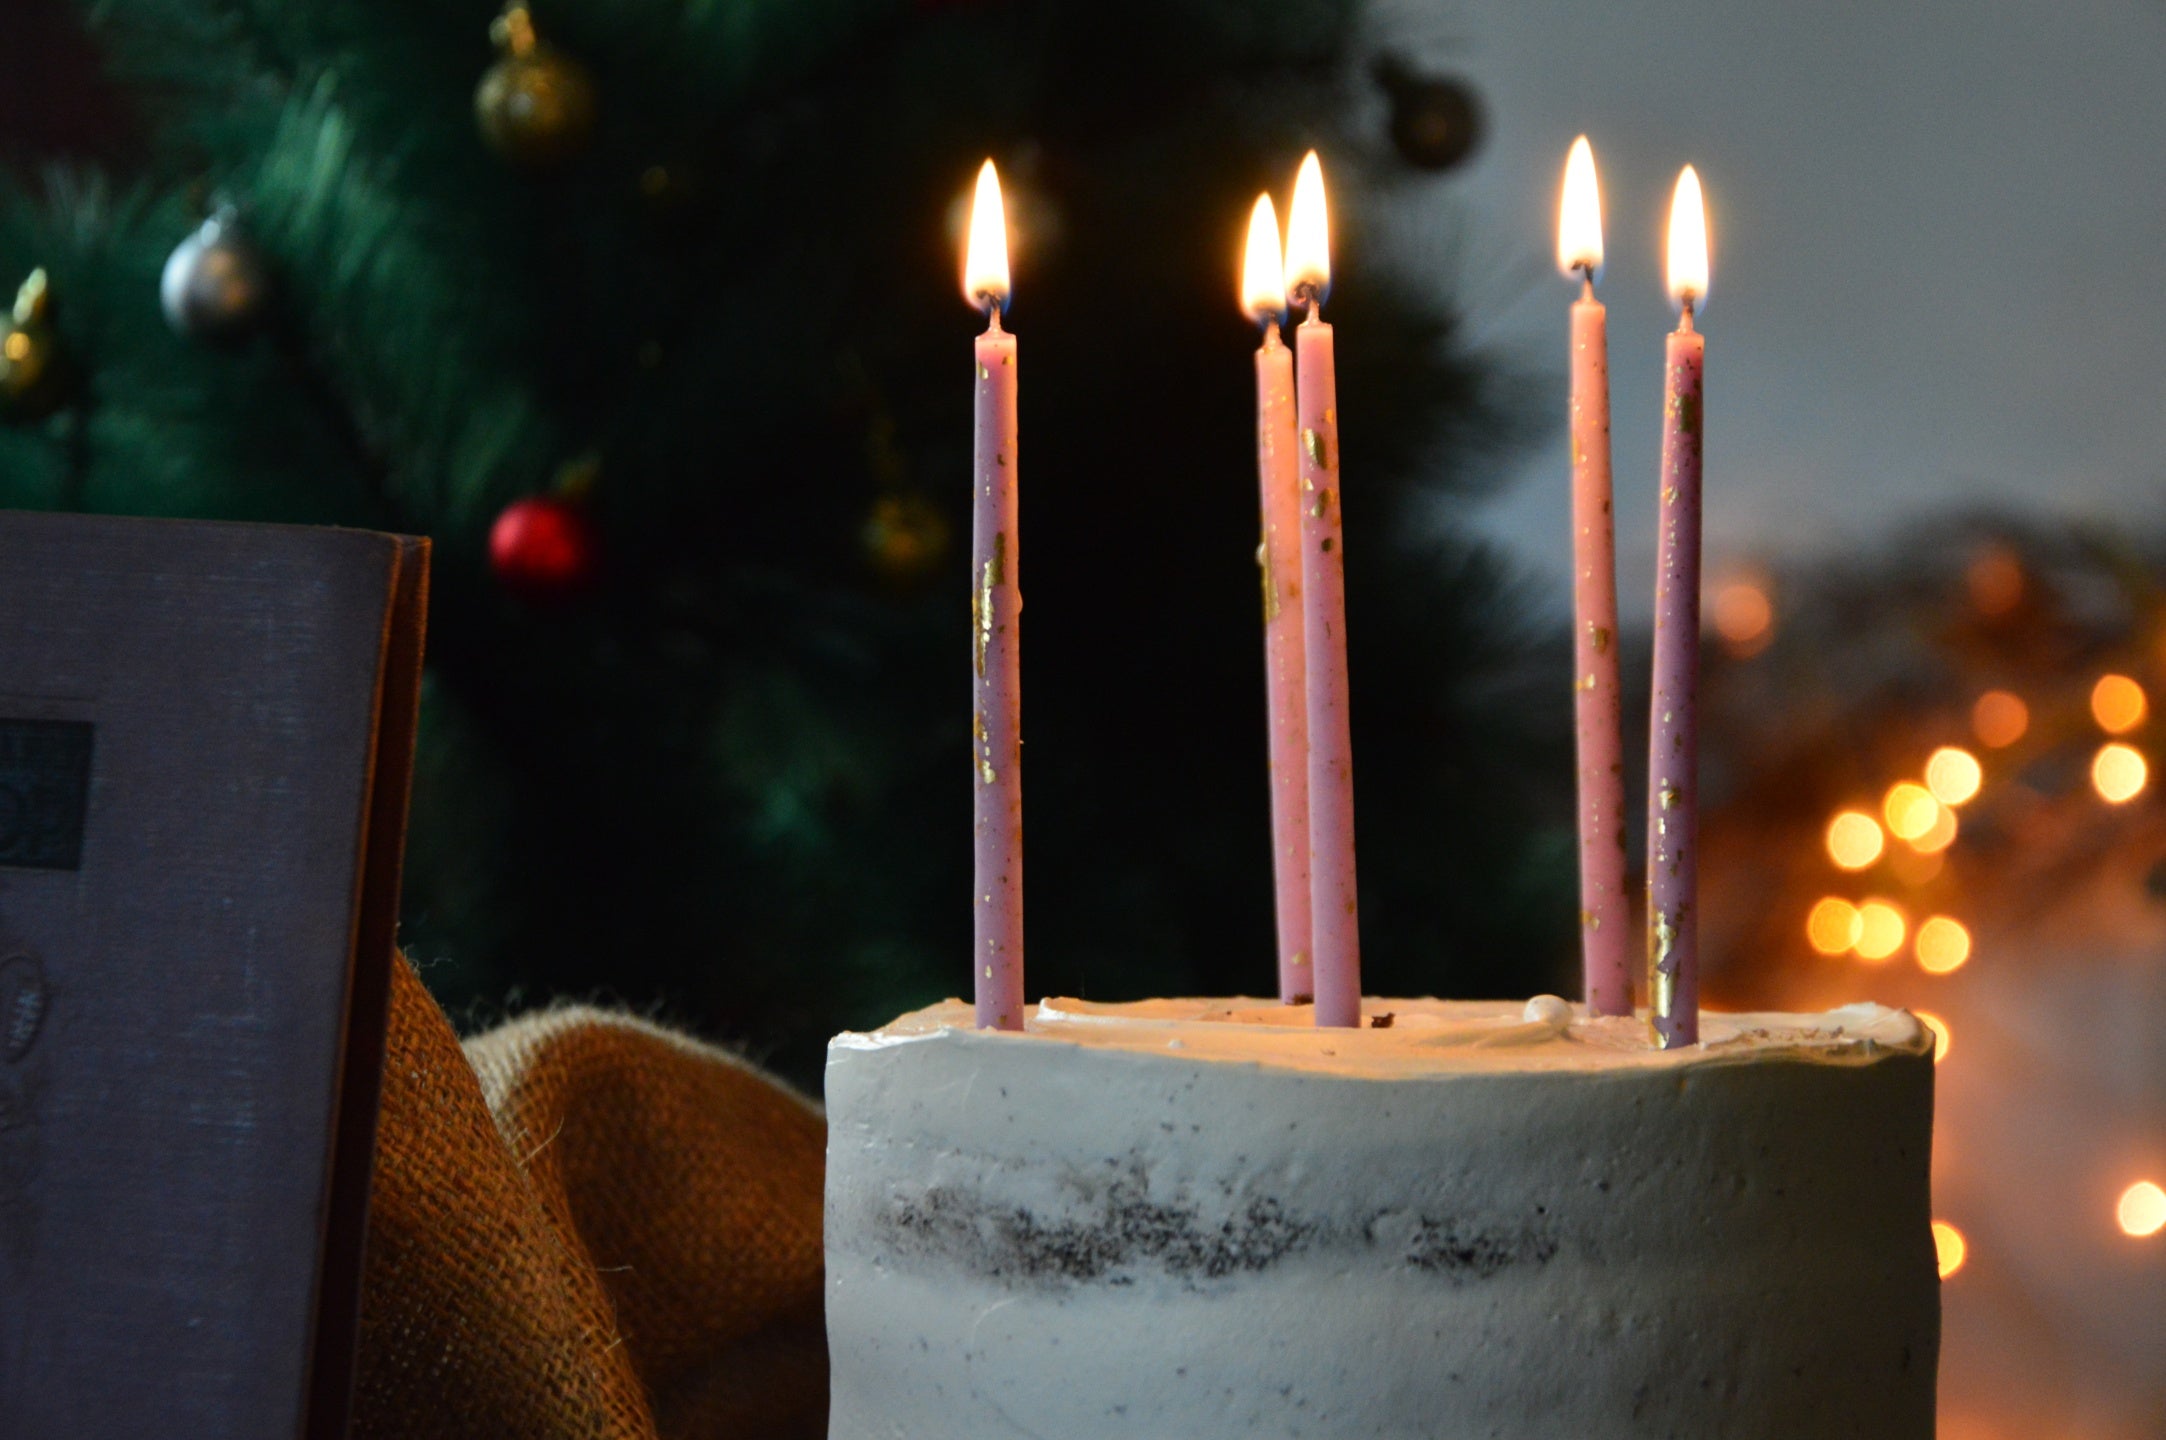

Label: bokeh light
[2118,1181,2166,1238]
[1965,546,2024,617]
[1971,690,2029,749]
[1711,578,1774,656]
[1826,811,1885,870]
[1933,1219,1968,1278]
[1913,1009,1951,1063]
[1889,845,1946,887]
[1856,900,1907,961]
[2091,743,2147,804]
[1806,898,1862,955]
[2090,674,2147,734]
[1925,746,1983,806]
[1910,802,1959,854]
[1883,783,1941,842]
[1916,917,1971,974]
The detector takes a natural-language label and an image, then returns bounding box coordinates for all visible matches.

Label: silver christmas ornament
[161,211,272,344]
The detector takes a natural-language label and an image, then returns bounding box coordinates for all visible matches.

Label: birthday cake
[823,996,1937,1438]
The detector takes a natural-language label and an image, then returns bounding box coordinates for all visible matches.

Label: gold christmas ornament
[475,7,597,168]
[0,270,73,423]
[862,493,950,588]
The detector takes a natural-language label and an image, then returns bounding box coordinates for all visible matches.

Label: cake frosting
[824,997,1938,1438]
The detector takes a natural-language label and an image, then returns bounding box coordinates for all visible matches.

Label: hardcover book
[0,511,428,1440]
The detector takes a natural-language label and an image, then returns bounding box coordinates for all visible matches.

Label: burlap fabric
[354,957,828,1439]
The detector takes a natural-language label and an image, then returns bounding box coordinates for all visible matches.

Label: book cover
[0,511,427,1440]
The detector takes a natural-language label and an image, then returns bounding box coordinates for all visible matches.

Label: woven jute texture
[354,957,828,1439]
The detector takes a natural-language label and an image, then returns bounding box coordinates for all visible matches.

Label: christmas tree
[0,0,1568,1079]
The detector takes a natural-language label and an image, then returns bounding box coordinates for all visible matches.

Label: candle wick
[1295,287,1322,325]
[1576,266,1596,301]
[1677,297,1696,333]
[1260,317,1285,349]
[982,300,1006,334]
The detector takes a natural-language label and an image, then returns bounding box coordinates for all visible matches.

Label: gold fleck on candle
[974,530,1005,678]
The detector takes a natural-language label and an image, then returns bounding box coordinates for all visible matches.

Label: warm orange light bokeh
[2118,1181,2166,1238]
[1966,546,2024,617]
[1972,690,2029,748]
[1916,916,1971,974]
[1711,579,1773,655]
[1826,811,1885,870]
[1910,802,1959,855]
[1913,1009,1951,1063]
[1889,845,1946,887]
[1925,747,1983,806]
[1884,783,1941,842]
[1933,1220,1967,1278]
[1856,900,1906,961]
[1806,898,1862,955]
[2090,674,2147,733]
[2092,743,2148,803]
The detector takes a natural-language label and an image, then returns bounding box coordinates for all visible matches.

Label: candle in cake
[1285,152,1361,1028]
[1646,165,1709,1049]
[965,159,1024,1031]
[1242,193,1314,1004]
[1558,137,1631,1018]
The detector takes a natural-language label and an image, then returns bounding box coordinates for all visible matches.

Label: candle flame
[1241,193,1288,322]
[1557,136,1604,276]
[963,159,1010,311]
[1666,165,1709,310]
[1284,151,1331,307]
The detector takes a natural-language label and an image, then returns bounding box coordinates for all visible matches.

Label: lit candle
[965,159,1024,1031]
[1242,193,1313,1003]
[1646,165,1709,1048]
[1285,152,1361,1028]
[1559,137,1630,1018]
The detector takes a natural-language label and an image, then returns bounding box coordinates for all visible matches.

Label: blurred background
[0,0,2159,1433]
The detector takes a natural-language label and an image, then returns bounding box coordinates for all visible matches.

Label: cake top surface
[832,996,1929,1077]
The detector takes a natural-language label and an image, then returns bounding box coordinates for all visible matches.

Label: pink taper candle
[1243,194,1314,1003]
[1559,138,1630,1017]
[1646,166,1709,1049]
[1286,153,1361,1028]
[965,160,1024,1030]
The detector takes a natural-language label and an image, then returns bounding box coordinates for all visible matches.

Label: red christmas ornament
[489,493,597,599]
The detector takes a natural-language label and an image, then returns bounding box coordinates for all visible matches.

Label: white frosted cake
[824,997,1937,1439]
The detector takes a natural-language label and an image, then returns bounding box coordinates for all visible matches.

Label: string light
[1856,900,1906,961]
[2090,674,2147,734]
[1883,783,1941,842]
[2118,1181,2166,1238]
[1913,1009,1951,1063]
[1826,811,1885,870]
[1909,802,1958,854]
[1806,898,1862,955]
[1932,1219,1967,1278]
[1915,917,1971,974]
[1888,846,1946,887]
[2092,743,2147,804]
[1924,747,1983,806]
[1971,690,2028,748]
